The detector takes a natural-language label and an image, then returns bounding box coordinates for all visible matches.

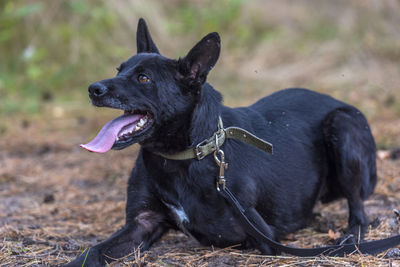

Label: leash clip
[214,134,228,191]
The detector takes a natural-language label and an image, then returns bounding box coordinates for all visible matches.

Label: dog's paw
[62,248,104,267]
[335,223,367,245]
[334,234,360,245]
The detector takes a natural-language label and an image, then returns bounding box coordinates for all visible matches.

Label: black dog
[66,19,377,266]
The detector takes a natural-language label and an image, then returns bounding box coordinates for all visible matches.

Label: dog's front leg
[64,211,167,267]
[64,161,169,266]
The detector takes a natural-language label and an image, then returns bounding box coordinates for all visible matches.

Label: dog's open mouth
[80,110,153,153]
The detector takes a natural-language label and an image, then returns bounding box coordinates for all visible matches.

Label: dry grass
[0,107,399,266]
[1,1,400,266]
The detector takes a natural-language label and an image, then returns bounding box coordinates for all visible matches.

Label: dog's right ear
[136,18,159,54]
[178,32,221,89]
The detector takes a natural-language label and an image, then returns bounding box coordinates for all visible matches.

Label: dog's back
[253,87,376,196]
[251,88,346,124]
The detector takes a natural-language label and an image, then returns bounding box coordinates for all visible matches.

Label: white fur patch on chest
[164,202,190,224]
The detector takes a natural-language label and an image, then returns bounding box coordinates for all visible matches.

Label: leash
[158,117,400,256]
[219,186,400,256]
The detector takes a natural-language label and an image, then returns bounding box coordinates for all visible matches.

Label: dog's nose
[88,82,108,98]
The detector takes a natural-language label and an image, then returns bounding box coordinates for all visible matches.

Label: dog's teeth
[137,119,145,127]
[116,137,119,141]
[135,125,141,131]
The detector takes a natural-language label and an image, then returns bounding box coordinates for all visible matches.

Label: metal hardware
[215,133,220,151]
[195,138,209,160]
[214,133,228,191]
[394,209,400,222]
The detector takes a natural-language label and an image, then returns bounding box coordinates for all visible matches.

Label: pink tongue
[80,114,142,153]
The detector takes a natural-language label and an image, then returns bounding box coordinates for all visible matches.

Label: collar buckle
[195,138,208,160]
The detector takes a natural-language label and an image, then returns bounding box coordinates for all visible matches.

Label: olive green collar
[157,116,273,160]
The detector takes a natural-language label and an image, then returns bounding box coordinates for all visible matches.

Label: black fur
[65,19,376,266]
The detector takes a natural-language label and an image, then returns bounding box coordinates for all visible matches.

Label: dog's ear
[136,18,159,54]
[178,32,220,88]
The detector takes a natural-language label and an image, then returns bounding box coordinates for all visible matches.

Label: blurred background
[1,0,400,147]
[1,1,400,265]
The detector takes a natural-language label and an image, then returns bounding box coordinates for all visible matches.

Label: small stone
[377,150,390,160]
[385,248,400,258]
[390,148,400,160]
[389,218,398,230]
[43,194,55,203]
[369,217,380,229]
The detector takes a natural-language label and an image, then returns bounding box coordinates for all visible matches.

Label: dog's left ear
[178,32,220,87]
[136,18,160,54]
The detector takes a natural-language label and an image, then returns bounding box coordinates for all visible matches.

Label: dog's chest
[152,160,248,245]
[161,200,194,237]
[158,186,248,246]
[163,201,189,224]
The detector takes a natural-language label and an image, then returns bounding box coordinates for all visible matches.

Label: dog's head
[81,19,220,153]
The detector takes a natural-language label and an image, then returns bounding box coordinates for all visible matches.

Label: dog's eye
[137,74,150,83]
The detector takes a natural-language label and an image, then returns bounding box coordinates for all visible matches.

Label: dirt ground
[0,107,400,267]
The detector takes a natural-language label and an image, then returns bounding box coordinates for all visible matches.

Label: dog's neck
[141,83,222,154]
[189,83,222,147]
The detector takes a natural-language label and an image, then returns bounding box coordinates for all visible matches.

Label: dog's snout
[88,82,108,98]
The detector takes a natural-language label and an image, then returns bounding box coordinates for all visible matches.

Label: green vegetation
[0,0,124,114]
[0,0,399,132]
